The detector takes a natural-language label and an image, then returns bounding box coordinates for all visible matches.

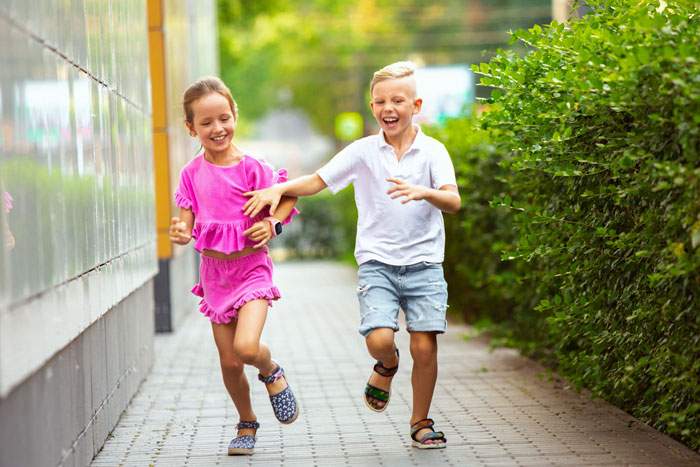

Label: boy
[243,61,460,449]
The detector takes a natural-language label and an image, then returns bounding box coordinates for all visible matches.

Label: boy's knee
[365,328,395,351]
[409,334,438,362]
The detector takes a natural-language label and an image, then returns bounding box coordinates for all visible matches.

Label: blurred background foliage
[217,0,552,137]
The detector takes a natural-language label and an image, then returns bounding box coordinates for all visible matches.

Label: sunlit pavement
[91,261,700,466]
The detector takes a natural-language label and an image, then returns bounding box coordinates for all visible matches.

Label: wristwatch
[264,216,282,237]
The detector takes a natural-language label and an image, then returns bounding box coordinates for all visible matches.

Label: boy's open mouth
[383,117,398,124]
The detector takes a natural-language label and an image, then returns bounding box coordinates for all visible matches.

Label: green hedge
[440,0,698,449]
[278,186,357,262]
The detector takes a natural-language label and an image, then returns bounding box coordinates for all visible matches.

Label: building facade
[0,1,217,465]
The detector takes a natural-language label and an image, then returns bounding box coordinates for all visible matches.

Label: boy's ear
[412,98,423,115]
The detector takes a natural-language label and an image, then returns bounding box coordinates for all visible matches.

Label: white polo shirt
[316,126,457,266]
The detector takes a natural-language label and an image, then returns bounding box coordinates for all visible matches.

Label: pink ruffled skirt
[192,250,280,324]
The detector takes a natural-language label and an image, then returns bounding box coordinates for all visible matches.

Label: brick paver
[91,261,700,466]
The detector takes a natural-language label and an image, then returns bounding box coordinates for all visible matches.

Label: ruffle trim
[191,211,299,253]
[174,190,192,210]
[3,192,12,214]
[191,284,281,324]
[192,217,263,254]
[274,168,288,184]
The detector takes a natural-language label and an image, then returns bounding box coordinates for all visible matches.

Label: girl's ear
[185,121,197,137]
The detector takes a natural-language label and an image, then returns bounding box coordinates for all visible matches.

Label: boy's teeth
[384,118,398,122]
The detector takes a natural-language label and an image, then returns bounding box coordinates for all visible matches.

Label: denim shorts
[356,260,448,337]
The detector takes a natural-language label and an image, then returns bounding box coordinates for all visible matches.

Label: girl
[169,77,300,456]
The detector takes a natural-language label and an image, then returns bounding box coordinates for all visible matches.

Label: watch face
[274,222,282,235]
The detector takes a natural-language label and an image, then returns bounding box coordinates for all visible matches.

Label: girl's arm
[169,207,194,244]
[243,195,298,248]
[386,178,461,213]
[243,174,327,217]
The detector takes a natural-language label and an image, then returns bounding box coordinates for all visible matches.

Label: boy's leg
[211,320,256,438]
[357,261,401,409]
[408,331,442,444]
[402,261,448,445]
[233,298,287,396]
[365,328,399,409]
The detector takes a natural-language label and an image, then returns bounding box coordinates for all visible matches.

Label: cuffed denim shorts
[356,260,448,337]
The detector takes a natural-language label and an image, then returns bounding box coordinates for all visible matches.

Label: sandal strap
[373,348,400,377]
[410,418,435,439]
[258,362,284,384]
[236,421,260,430]
[418,431,446,443]
[364,384,390,402]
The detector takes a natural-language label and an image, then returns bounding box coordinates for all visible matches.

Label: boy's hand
[243,185,283,217]
[386,178,429,204]
[243,220,273,249]
[169,217,192,245]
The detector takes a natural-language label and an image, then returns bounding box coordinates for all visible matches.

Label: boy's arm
[386,178,461,213]
[243,174,327,217]
[243,195,298,248]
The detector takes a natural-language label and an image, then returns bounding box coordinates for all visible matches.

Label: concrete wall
[0,1,156,465]
[149,0,218,332]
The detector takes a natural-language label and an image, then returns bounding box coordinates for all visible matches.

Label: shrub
[472,0,699,448]
[427,115,554,357]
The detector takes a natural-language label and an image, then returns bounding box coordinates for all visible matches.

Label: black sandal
[410,418,446,449]
[363,348,399,412]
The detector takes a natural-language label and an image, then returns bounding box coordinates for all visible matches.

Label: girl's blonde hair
[369,61,416,96]
[182,76,238,125]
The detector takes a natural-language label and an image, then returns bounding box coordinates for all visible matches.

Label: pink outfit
[174,154,298,323]
[3,191,12,214]
[194,251,280,324]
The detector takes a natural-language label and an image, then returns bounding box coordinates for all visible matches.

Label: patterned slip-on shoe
[258,361,300,424]
[227,421,259,455]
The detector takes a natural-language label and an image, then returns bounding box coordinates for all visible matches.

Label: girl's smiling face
[186,92,236,157]
[370,76,422,141]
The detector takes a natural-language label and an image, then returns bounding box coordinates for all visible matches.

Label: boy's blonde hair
[370,61,416,96]
[183,76,238,125]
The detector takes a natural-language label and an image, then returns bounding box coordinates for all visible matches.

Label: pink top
[3,191,12,214]
[174,154,298,254]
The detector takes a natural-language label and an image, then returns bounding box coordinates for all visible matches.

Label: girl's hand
[386,178,429,204]
[243,185,283,217]
[243,220,273,248]
[3,224,14,250]
[169,217,192,245]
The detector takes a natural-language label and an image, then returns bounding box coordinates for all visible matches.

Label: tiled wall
[0,0,156,395]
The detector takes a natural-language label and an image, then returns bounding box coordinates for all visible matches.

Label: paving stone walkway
[91,261,700,466]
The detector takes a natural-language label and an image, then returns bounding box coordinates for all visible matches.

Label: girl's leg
[233,298,287,396]
[211,320,256,438]
[408,331,442,445]
[365,327,399,408]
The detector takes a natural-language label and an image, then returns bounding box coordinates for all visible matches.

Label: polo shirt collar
[377,124,426,153]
